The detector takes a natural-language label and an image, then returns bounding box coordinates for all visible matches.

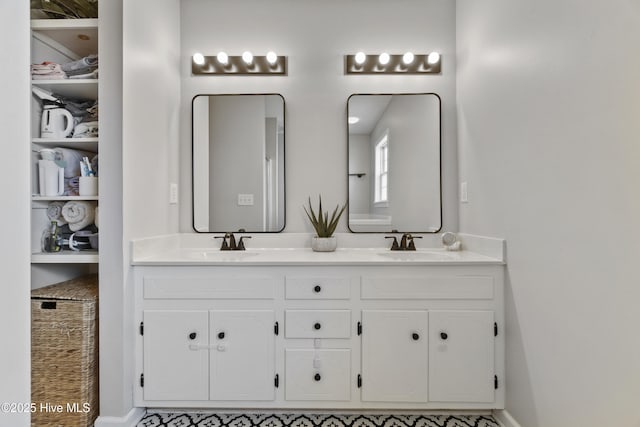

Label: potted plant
[304,196,347,252]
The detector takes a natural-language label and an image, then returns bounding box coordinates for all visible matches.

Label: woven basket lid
[31,274,98,301]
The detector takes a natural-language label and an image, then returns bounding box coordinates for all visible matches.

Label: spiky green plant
[304,196,347,238]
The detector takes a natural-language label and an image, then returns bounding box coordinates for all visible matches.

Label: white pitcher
[38,160,64,196]
[40,106,74,139]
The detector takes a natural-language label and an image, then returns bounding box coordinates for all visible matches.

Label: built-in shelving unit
[30,17,99,266]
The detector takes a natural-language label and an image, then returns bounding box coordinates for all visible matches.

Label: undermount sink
[182,250,259,261]
[377,251,456,261]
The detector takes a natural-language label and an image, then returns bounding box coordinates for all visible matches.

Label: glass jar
[41,220,62,253]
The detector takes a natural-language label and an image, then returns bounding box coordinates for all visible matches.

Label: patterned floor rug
[137,413,501,427]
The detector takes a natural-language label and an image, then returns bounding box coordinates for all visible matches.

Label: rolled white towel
[62,201,96,231]
[46,201,67,226]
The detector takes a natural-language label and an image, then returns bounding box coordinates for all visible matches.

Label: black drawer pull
[313,285,322,293]
[412,332,420,341]
[314,373,321,381]
[189,332,197,340]
[314,322,322,330]
[440,332,448,340]
[218,331,225,339]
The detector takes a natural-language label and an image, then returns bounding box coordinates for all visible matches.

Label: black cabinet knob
[313,285,322,293]
[314,373,321,381]
[412,332,420,341]
[189,332,197,340]
[440,332,448,340]
[314,322,322,330]
[218,331,225,339]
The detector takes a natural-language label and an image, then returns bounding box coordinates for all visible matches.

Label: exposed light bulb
[348,116,360,124]
[354,51,366,65]
[193,52,205,65]
[402,52,415,65]
[379,52,390,65]
[216,51,228,65]
[242,51,253,64]
[266,51,278,64]
[427,51,440,65]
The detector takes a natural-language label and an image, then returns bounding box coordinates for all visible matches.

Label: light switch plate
[460,182,468,203]
[238,194,254,206]
[169,183,178,204]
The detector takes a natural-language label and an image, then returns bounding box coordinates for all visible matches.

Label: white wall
[0,2,30,427]
[179,0,458,234]
[456,2,640,426]
[97,0,128,422]
[97,0,181,423]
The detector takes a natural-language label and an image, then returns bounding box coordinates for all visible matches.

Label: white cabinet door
[143,310,209,401]
[428,310,495,403]
[361,310,428,402]
[209,310,275,400]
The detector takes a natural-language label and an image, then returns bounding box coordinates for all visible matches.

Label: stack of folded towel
[31,62,66,80]
[31,54,98,80]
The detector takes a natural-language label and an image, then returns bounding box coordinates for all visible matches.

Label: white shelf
[31,19,98,58]
[32,137,98,151]
[31,19,99,30]
[32,195,99,202]
[31,250,98,264]
[31,79,98,99]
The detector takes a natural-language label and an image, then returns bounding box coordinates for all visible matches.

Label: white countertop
[131,233,505,266]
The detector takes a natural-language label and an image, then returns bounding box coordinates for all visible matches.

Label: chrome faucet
[386,233,423,251]
[215,232,251,251]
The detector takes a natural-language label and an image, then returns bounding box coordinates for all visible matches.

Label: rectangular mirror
[347,93,441,233]
[192,94,285,232]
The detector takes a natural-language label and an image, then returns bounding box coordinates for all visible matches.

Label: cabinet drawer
[361,276,494,300]
[285,276,351,300]
[143,276,277,299]
[285,310,351,338]
[285,349,351,401]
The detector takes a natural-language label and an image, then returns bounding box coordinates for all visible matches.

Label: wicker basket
[31,274,99,427]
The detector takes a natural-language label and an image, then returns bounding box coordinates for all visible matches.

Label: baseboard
[94,407,146,427]
[492,410,523,427]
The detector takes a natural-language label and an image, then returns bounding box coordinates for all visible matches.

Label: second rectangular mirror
[348,93,441,233]
[192,94,285,232]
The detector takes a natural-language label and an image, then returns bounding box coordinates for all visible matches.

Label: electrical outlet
[460,182,468,203]
[169,183,178,204]
[238,194,254,206]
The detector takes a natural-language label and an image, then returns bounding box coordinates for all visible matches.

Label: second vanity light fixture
[192,51,287,75]
[345,51,441,74]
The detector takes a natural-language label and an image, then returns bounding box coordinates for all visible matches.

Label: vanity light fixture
[191,51,287,75]
[348,116,360,124]
[345,51,441,74]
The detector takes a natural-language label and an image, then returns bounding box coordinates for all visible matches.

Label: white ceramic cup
[79,176,98,196]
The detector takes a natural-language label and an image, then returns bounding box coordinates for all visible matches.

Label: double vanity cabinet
[133,250,504,410]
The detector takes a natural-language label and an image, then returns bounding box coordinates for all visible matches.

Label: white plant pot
[311,236,337,252]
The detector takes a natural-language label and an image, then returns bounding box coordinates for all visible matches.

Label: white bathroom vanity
[131,234,505,411]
